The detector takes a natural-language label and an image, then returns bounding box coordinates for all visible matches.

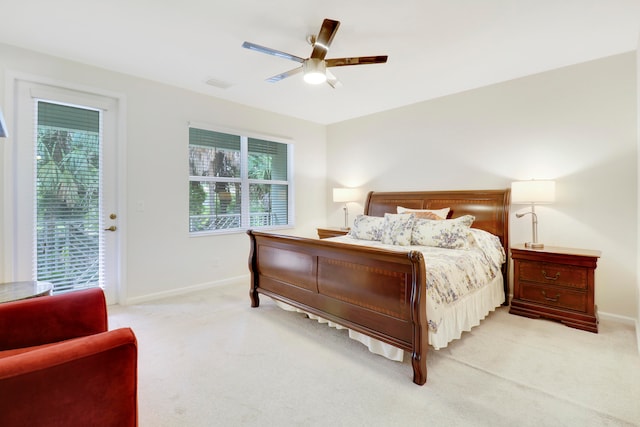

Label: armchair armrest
[0,327,138,426]
[0,288,108,350]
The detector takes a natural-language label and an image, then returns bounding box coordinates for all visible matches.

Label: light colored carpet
[109,281,640,427]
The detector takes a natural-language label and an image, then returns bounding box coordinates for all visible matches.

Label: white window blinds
[35,101,103,292]
[188,126,293,234]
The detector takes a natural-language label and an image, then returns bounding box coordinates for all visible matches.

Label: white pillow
[397,206,450,220]
[381,213,415,246]
[349,215,384,241]
[411,215,475,249]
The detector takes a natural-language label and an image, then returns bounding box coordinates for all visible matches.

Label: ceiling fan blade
[265,66,303,83]
[242,41,305,63]
[310,19,340,60]
[326,70,342,89]
[325,56,388,67]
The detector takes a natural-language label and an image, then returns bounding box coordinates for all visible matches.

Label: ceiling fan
[242,18,388,88]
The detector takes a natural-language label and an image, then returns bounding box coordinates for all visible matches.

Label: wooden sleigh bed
[247,189,510,385]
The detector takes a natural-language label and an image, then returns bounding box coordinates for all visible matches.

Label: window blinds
[188,127,291,233]
[35,101,103,293]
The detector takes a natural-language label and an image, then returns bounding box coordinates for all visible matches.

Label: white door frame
[3,72,127,304]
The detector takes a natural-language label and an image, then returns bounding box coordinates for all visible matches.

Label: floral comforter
[328,228,505,333]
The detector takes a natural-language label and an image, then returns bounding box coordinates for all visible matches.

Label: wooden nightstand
[317,227,350,239]
[509,244,601,333]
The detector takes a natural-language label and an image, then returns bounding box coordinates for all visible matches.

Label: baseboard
[121,274,250,305]
[597,310,636,326]
[120,282,640,355]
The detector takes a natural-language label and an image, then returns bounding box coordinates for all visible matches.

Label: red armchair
[0,288,138,426]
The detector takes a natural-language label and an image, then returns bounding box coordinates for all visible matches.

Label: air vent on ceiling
[205,78,233,89]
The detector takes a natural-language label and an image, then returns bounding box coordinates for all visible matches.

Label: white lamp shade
[333,188,358,203]
[511,180,555,204]
[303,58,327,84]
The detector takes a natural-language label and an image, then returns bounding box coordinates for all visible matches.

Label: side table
[0,281,53,303]
[509,244,600,333]
[317,227,350,239]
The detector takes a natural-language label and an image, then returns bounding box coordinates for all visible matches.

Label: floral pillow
[381,213,416,246]
[397,206,450,220]
[349,215,385,241]
[411,215,476,249]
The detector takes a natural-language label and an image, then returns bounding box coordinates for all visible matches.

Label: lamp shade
[303,58,327,85]
[0,110,7,138]
[333,187,358,203]
[511,180,555,204]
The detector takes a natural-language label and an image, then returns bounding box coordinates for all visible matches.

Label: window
[188,126,293,234]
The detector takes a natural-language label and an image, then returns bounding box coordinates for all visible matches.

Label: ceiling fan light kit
[243,18,388,88]
[303,58,327,84]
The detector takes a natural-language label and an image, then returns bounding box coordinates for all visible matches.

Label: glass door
[12,81,120,303]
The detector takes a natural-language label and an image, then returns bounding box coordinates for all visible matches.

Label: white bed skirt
[273,273,505,362]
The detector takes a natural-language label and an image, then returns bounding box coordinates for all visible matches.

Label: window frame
[188,122,294,236]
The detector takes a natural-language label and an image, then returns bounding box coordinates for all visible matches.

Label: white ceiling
[1,0,639,125]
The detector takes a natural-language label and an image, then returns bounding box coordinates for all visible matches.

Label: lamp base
[525,242,544,249]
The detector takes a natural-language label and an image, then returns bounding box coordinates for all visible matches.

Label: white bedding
[274,228,505,360]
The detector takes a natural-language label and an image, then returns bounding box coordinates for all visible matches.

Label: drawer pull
[542,270,560,281]
[541,290,560,302]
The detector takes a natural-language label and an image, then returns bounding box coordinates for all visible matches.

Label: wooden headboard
[364,189,511,299]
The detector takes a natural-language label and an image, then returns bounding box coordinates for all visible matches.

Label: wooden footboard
[247,230,428,385]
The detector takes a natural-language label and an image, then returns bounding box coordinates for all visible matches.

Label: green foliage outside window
[36,122,101,291]
[188,128,291,233]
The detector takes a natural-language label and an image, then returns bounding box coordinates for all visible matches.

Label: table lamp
[333,188,359,230]
[511,180,555,249]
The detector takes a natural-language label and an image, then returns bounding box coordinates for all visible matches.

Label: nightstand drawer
[520,282,587,312]
[518,261,588,289]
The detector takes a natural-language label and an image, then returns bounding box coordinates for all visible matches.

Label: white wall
[327,53,638,320]
[1,43,637,321]
[0,43,327,303]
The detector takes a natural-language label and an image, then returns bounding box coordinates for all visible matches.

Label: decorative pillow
[349,215,385,241]
[397,206,450,220]
[413,211,444,220]
[411,215,476,249]
[381,213,415,246]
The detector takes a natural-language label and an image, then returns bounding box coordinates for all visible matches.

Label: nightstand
[509,244,601,333]
[317,227,350,239]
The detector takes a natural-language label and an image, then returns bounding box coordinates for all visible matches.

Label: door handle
[104,226,117,232]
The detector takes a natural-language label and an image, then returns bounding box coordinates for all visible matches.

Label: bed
[247,189,510,385]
